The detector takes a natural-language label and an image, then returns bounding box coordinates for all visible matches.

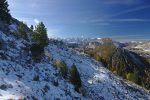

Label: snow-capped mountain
[0,20,150,100]
[125,41,150,57]
[134,41,150,53]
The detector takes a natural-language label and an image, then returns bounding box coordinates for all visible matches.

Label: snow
[9,24,17,33]
[134,42,150,53]
[0,31,84,100]
[0,24,150,99]
[47,44,150,100]
[144,48,150,52]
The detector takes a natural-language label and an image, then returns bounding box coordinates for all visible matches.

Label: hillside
[133,41,150,53]
[125,41,150,58]
[64,38,150,90]
[0,20,150,100]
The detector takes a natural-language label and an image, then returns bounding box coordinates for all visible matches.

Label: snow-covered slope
[0,25,84,100]
[47,44,150,100]
[134,42,150,53]
[125,41,150,57]
[0,23,150,100]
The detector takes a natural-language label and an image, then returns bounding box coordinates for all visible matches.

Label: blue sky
[8,0,150,41]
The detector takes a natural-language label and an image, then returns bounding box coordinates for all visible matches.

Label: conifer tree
[69,64,81,88]
[0,0,11,23]
[17,22,28,40]
[32,22,48,47]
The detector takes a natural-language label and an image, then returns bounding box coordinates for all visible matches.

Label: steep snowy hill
[0,22,150,100]
[0,24,84,100]
[47,44,150,100]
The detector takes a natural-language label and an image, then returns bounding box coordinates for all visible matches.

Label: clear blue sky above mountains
[8,0,150,41]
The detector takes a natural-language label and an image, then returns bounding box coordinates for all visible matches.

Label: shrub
[32,96,38,100]
[0,84,7,90]
[52,80,59,87]
[142,78,150,90]
[69,64,81,89]
[145,57,150,63]
[0,42,2,50]
[126,72,138,83]
[16,22,28,40]
[59,61,68,79]
[30,43,44,59]
[33,75,39,81]
[54,60,68,79]
[95,55,103,62]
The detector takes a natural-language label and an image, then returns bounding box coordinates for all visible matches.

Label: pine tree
[16,22,28,40]
[32,22,48,47]
[0,0,11,23]
[69,64,81,88]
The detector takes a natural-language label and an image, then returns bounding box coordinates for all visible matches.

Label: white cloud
[34,19,40,24]
[86,4,150,25]
[85,18,150,24]
[108,18,150,22]
[108,5,150,18]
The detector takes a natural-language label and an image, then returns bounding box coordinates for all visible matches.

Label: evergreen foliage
[54,60,68,79]
[126,72,138,83]
[0,0,11,23]
[16,22,28,40]
[32,22,48,47]
[30,43,44,59]
[69,64,81,88]
[33,75,39,81]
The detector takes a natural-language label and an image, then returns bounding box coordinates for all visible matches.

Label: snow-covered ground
[47,44,150,100]
[134,42,150,53]
[0,23,150,100]
[0,28,84,100]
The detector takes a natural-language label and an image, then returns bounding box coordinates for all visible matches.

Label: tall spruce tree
[0,0,11,23]
[32,22,48,47]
